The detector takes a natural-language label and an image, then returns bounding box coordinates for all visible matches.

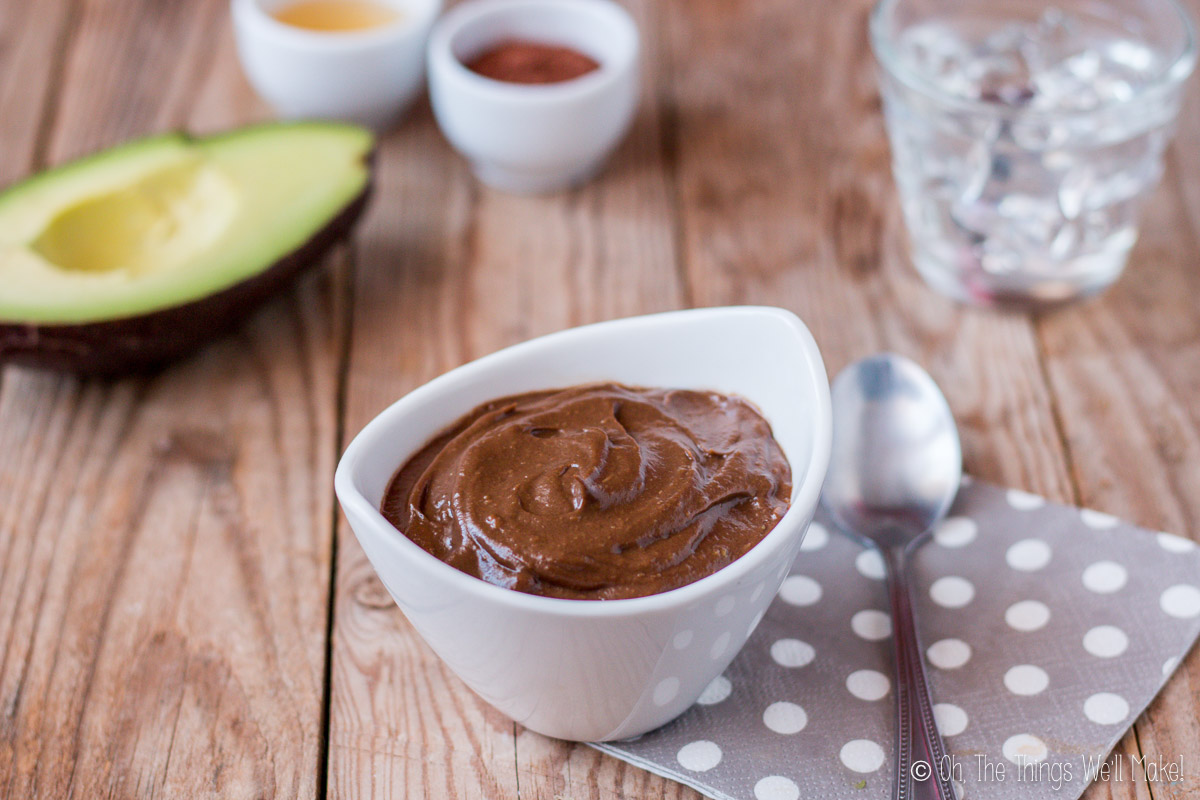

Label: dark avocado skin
[0,166,373,376]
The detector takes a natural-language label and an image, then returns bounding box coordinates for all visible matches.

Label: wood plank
[2,1,1187,800]
[328,0,1161,797]
[0,0,74,184]
[325,2,688,797]
[516,728,702,800]
[503,1,697,794]
[42,0,225,159]
[325,107,524,800]
[1034,3,1200,792]
[663,0,1075,500]
[0,0,78,404]
[0,2,342,797]
[661,3,1148,800]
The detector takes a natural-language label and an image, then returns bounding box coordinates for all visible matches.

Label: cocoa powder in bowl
[464,40,601,84]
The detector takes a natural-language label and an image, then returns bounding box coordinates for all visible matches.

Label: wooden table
[3,1,1199,797]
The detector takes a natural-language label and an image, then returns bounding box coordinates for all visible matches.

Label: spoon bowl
[823,354,961,548]
[820,353,962,800]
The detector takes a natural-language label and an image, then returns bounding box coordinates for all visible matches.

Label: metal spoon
[821,353,962,800]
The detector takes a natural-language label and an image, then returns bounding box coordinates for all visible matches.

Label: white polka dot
[933,703,968,736]
[851,610,892,641]
[676,740,722,772]
[846,669,890,701]
[653,677,679,706]
[1163,657,1180,676]
[1002,733,1048,765]
[934,517,977,548]
[1080,508,1120,529]
[673,630,693,650]
[930,576,975,608]
[750,582,766,602]
[696,675,731,705]
[770,638,815,668]
[953,778,965,800]
[800,522,829,551]
[840,739,885,773]
[1157,532,1196,553]
[1082,561,1128,594]
[1084,692,1129,725]
[1006,539,1052,572]
[715,596,736,617]
[754,775,800,800]
[1083,625,1128,658]
[855,549,886,581]
[1005,600,1051,632]
[927,638,972,669]
[1160,585,1200,619]
[778,575,822,606]
[748,610,766,638]
[1006,489,1045,510]
[1004,665,1049,696]
[763,701,808,734]
[710,631,731,659]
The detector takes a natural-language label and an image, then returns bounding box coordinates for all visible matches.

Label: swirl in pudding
[381,383,792,600]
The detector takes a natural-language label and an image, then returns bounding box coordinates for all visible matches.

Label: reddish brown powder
[465,40,601,85]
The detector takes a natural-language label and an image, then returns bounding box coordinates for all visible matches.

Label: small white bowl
[232,0,443,130]
[426,0,639,193]
[335,307,832,742]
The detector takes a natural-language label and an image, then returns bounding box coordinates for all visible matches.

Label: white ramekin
[426,0,640,193]
[334,307,832,742]
[231,0,443,130]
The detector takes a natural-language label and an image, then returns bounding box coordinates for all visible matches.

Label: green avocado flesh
[0,122,373,324]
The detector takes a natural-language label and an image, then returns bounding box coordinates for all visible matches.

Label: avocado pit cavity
[32,159,238,276]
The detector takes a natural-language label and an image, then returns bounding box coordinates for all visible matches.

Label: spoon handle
[885,546,958,800]
[884,549,918,800]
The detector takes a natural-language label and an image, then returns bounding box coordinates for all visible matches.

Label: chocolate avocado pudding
[382,383,792,600]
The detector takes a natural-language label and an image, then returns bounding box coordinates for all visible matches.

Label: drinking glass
[871,0,1196,307]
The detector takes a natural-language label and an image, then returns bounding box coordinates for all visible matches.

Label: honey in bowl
[271,0,401,32]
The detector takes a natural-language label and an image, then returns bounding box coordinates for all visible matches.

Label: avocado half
[0,122,374,374]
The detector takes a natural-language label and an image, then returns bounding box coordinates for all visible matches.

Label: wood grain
[324,104,523,800]
[3,0,1199,797]
[0,2,341,797]
[322,1,1140,799]
[661,3,1151,800]
[663,0,1076,502]
[1033,5,1200,792]
[323,0,697,792]
[0,0,76,405]
[0,0,74,184]
[504,0,695,793]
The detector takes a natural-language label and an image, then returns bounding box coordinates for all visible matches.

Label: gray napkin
[592,479,1200,800]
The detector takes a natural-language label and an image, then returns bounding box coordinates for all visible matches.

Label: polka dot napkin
[591,479,1200,800]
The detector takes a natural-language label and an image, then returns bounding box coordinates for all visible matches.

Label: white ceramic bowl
[426,0,640,193]
[334,307,831,741]
[231,0,442,130]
